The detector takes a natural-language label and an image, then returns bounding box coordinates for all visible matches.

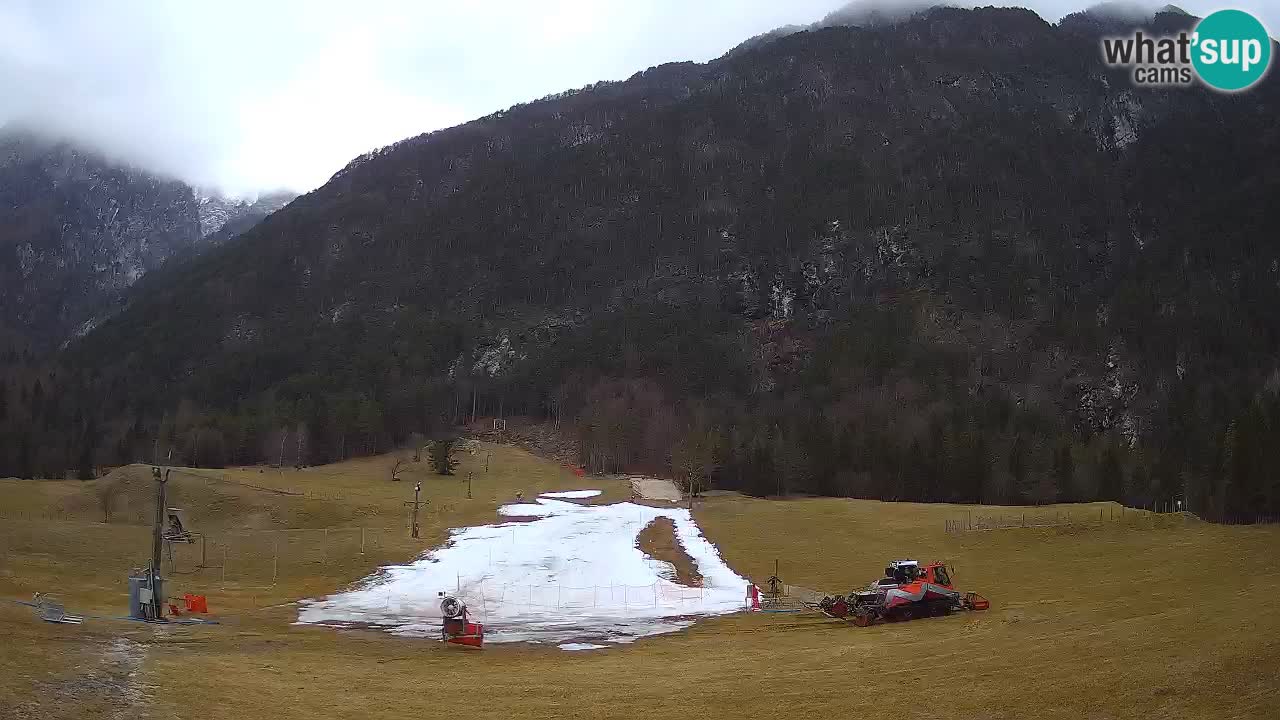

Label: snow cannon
[818,560,989,627]
[439,593,484,648]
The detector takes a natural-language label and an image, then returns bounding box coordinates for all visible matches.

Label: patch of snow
[1112,113,1138,149]
[1111,91,1140,149]
[473,335,518,377]
[497,502,558,517]
[770,280,794,320]
[559,643,608,651]
[539,490,601,499]
[330,300,353,323]
[73,316,101,338]
[17,242,36,278]
[297,499,749,645]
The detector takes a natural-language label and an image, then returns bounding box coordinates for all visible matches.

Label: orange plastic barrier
[184,594,209,613]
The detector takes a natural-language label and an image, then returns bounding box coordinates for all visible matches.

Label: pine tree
[77,416,98,480]
[30,379,43,420]
[968,430,989,503]
[1008,434,1027,500]
[429,438,459,476]
[1053,442,1075,501]
[17,433,32,480]
[1097,442,1124,502]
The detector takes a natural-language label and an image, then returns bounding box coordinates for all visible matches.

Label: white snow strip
[497,503,556,518]
[559,643,608,651]
[297,499,750,645]
[538,490,602,499]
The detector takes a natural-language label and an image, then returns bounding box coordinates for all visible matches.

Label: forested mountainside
[0,130,294,351]
[5,7,1278,520]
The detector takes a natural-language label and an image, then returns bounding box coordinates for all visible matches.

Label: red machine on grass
[819,559,989,626]
[439,593,484,648]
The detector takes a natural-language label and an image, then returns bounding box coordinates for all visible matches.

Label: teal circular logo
[1192,10,1272,92]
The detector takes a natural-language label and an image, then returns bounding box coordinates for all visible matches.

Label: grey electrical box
[128,572,162,620]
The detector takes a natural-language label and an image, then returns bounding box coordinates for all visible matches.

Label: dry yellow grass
[637,516,703,586]
[2,443,1278,719]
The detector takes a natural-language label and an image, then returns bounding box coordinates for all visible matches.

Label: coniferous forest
[2,8,1279,521]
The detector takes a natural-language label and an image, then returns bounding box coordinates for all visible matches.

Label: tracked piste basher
[819,560,989,626]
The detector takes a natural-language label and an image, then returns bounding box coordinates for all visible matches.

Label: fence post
[360,527,365,555]
[272,536,279,585]
[322,529,328,565]
[222,546,227,587]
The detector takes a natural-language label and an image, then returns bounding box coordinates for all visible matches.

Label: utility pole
[411,482,422,539]
[150,466,170,620]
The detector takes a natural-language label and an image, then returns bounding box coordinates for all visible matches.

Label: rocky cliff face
[0,131,292,350]
[0,131,202,348]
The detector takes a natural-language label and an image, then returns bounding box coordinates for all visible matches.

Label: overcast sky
[1,0,1275,196]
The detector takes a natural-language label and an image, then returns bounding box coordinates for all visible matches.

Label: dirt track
[630,476,681,502]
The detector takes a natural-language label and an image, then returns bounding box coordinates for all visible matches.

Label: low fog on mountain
[3,0,1272,195]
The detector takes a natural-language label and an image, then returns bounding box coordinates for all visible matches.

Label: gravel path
[629,477,681,503]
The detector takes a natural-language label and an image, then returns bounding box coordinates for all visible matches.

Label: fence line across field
[166,526,613,588]
[374,580,717,619]
[940,505,1245,533]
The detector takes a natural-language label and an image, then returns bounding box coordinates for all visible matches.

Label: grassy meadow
[1,442,1276,719]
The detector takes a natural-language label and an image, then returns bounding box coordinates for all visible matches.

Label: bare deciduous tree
[96,480,122,523]
[409,432,426,462]
[390,456,409,482]
[671,411,722,507]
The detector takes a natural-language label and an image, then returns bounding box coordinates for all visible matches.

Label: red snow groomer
[439,593,484,648]
[819,560,989,626]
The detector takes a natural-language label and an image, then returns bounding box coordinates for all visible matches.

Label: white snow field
[296,497,750,645]
[538,489,602,499]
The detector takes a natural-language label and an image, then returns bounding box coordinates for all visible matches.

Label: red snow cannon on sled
[439,593,484,648]
[819,559,989,626]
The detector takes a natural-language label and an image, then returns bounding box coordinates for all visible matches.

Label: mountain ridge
[0,128,296,351]
[6,7,1279,520]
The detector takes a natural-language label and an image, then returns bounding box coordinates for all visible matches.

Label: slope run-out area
[297,496,748,644]
[3,445,1278,720]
